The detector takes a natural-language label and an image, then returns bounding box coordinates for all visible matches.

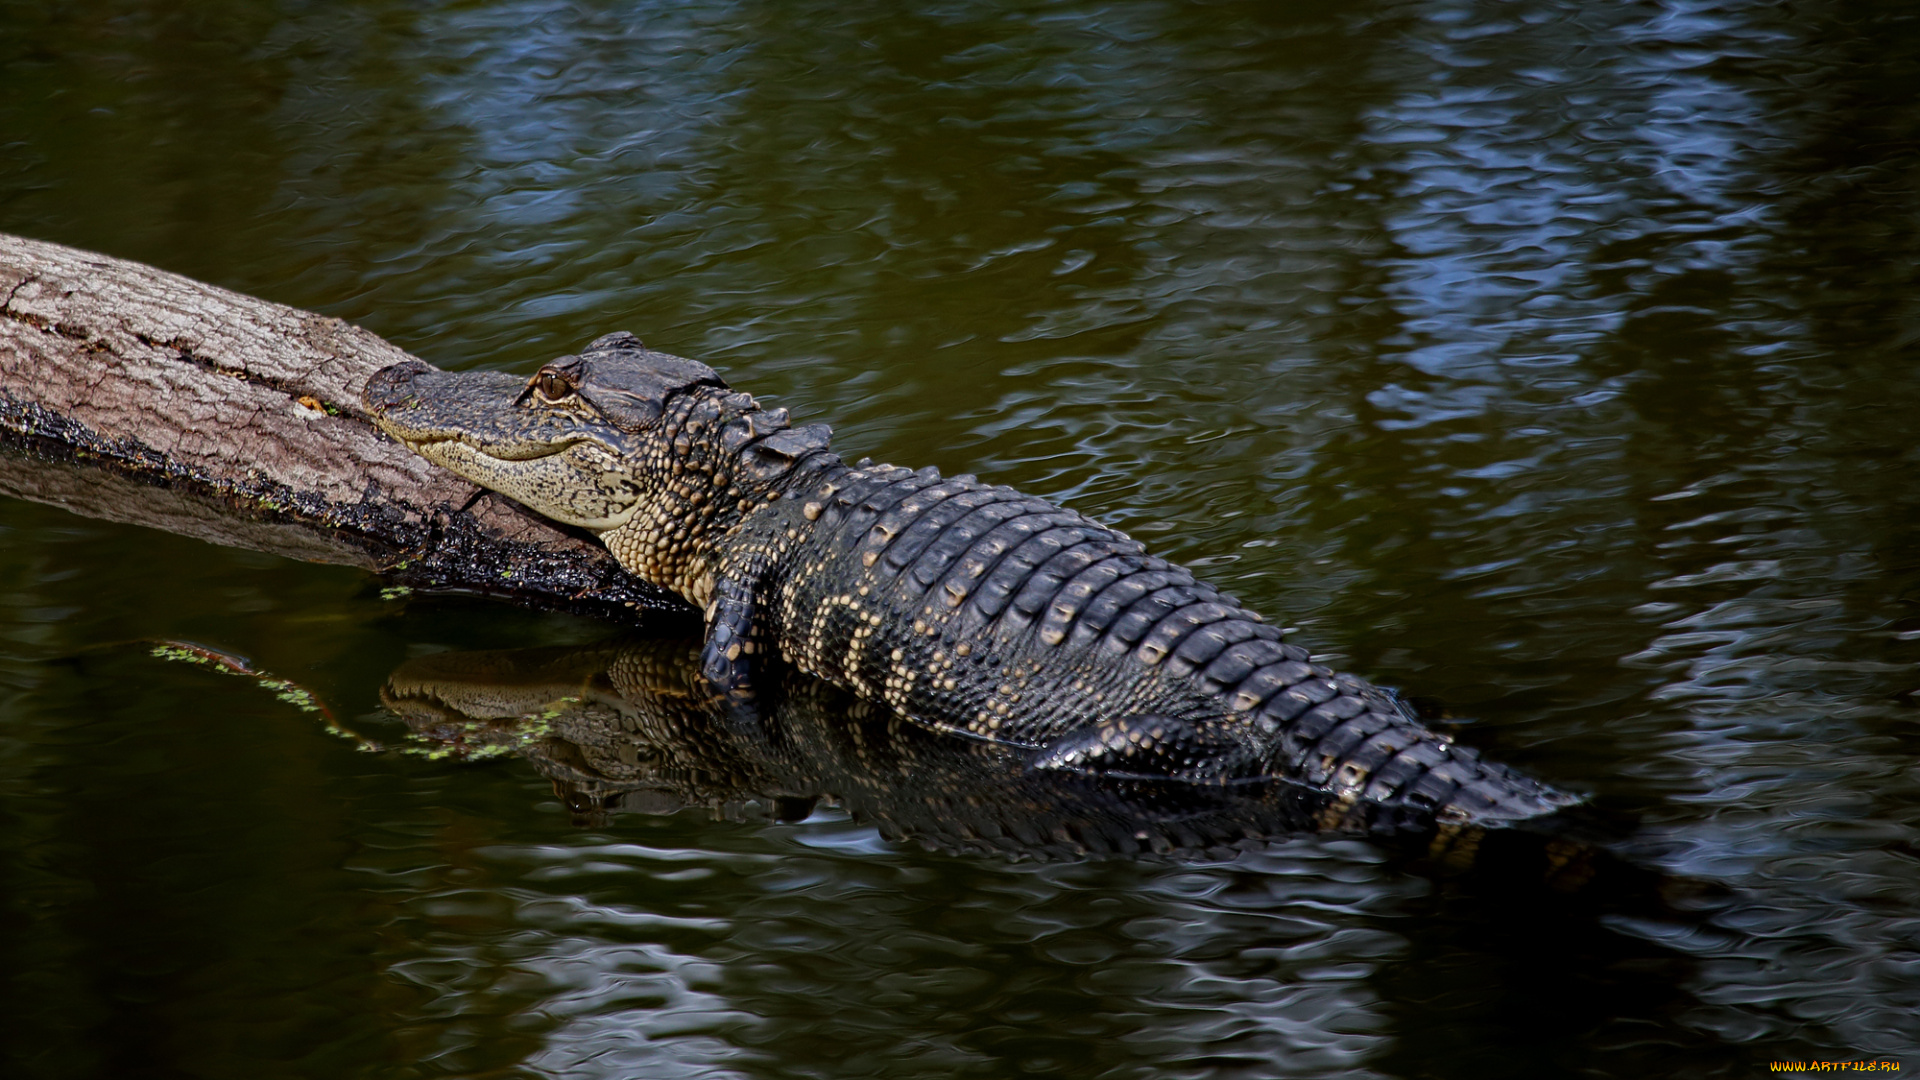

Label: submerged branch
[0,232,680,619]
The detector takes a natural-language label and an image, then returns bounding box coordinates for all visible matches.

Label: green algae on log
[0,232,680,619]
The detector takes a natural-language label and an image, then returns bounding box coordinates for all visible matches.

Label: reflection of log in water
[382,638,1656,895]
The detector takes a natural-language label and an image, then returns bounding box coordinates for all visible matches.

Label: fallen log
[0,231,681,619]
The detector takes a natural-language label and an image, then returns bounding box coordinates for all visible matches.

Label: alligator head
[365,332,833,602]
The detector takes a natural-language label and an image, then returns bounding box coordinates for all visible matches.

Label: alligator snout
[362,361,535,448]
[363,359,434,414]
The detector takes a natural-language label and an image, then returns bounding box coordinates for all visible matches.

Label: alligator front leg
[700,570,767,726]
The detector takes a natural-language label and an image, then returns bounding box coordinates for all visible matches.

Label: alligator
[365,332,1578,831]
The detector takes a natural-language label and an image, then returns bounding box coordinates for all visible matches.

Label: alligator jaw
[401,432,583,463]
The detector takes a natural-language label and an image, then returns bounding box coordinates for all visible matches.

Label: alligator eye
[531,370,574,403]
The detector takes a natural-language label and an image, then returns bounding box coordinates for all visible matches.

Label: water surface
[2,0,1917,1076]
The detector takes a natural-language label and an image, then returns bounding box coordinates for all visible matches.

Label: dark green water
[3,0,1918,1076]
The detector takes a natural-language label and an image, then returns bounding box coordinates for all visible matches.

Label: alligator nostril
[364,360,436,410]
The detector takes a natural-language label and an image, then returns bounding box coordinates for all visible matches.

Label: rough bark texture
[0,231,681,618]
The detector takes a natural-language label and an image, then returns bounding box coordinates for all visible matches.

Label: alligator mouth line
[399,432,593,463]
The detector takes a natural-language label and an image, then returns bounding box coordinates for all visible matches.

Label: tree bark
[0,232,681,619]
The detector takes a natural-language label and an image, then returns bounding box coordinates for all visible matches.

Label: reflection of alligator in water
[368,334,1576,830]
[384,637,1356,859]
[381,638,1624,883]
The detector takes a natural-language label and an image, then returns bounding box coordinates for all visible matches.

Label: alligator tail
[1270,677,1579,832]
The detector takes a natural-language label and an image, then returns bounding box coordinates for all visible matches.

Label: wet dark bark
[0,231,682,619]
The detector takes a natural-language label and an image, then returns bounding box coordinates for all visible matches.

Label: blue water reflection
[1,0,1917,1075]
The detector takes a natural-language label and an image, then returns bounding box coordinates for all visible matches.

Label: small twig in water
[145,639,383,751]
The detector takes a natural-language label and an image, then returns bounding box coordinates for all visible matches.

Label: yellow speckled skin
[367,333,1576,827]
